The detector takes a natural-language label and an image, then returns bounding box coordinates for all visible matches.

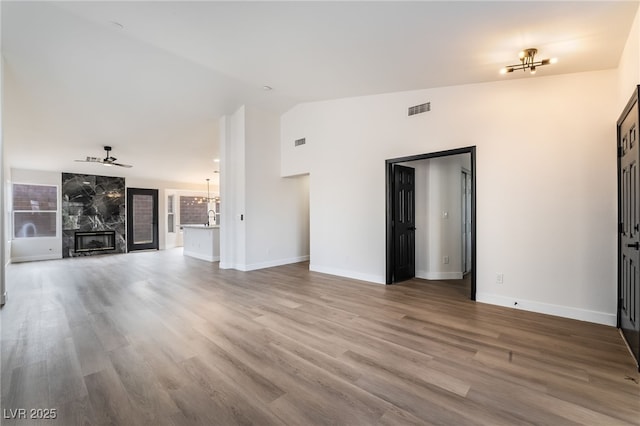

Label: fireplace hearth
[75,231,116,253]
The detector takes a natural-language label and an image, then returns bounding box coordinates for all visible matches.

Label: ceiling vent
[408,102,431,116]
[294,138,306,147]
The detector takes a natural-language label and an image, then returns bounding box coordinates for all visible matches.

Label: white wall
[0,16,6,303]
[426,156,464,280]
[617,6,640,111]
[219,106,246,269]
[245,106,309,269]
[220,105,310,271]
[412,161,429,278]
[281,69,619,325]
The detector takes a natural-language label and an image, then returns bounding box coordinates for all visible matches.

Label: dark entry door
[393,165,416,282]
[127,188,159,252]
[618,86,640,369]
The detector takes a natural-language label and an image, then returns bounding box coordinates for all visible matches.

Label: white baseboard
[220,255,309,271]
[242,255,310,272]
[476,292,616,326]
[416,270,463,280]
[309,264,385,285]
[183,251,220,263]
[11,253,62,263]
[219,261,235,270]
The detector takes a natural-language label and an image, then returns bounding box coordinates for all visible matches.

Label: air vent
[408,102,431,116]
[294,138,306,147]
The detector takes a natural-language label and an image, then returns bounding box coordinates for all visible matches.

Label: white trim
[11,253,61,263]
[476,292,616,326]
[183,250,220,263]
[242,255,310,272]
[309,264,385,285]
[416,271,463,280]
[221,256,310,271]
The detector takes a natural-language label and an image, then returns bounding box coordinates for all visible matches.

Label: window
[13,184,58,238]
[179,195,207,225]
[167,195,175,233]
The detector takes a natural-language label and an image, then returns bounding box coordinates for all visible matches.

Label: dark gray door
[127,188,159,252]
[393,165,416,282]
[618,86,640,369]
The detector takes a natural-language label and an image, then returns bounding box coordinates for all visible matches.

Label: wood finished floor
[1,249,639,426]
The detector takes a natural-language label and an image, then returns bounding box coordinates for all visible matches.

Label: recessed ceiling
[2,1,638,184]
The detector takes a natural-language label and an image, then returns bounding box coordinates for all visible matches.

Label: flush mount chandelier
[500,48,557,75]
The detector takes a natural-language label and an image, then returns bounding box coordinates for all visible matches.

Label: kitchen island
[182,224,220,262]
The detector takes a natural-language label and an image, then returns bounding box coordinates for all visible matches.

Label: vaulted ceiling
[2,1,638,184]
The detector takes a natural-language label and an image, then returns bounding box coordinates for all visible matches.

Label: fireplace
[74,231,116,253]
[62,173,126,258]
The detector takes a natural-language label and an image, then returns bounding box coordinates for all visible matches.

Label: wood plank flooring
[1,249,638,425]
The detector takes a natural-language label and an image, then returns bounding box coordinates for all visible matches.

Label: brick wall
[179,196,207,225]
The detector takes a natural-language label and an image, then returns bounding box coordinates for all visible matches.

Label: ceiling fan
[75,146,132,168]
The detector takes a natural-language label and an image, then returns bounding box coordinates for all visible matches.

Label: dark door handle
[408,226,416,231]
[627,242,640,250]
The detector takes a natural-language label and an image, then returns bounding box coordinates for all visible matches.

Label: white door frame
[461,169,472,274]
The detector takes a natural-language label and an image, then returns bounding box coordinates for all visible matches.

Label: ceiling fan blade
[75,156,104,163]
[74,148,132,168]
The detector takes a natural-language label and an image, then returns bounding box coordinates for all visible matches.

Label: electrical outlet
[443,256,449,264]
[496,273,504,284]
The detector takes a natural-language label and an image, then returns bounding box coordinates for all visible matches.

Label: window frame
[167,194,175,234]
[12,183,59,239]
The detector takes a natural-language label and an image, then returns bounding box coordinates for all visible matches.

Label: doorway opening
[385,147,476,300]
[617,85,640,370]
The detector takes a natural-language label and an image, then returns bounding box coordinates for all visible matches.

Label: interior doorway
[617,85,640,370]
[386,147,476,300]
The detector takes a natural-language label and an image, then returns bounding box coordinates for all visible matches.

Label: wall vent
[408,102,431,116]
[294,138,306,147]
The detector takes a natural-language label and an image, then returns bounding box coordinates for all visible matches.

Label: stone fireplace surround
[62,173,126,258]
